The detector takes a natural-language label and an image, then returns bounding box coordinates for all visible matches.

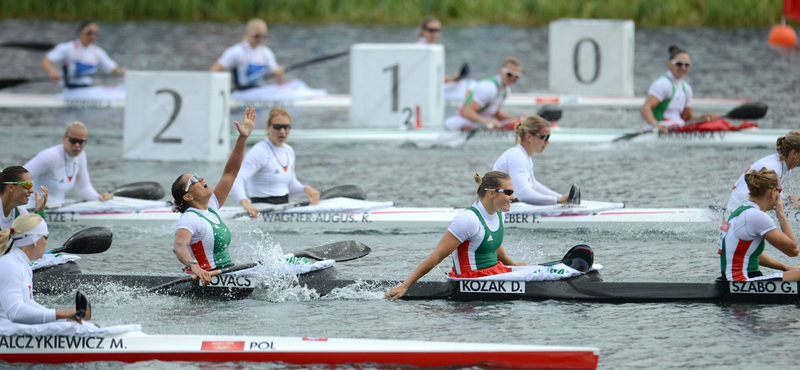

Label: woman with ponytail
[726,130,800,212]
[0,214,87,330]
[719,168,800,281]
[385,171,526,300]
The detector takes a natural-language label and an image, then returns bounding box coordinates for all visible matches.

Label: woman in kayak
[385,171,527,300]
[493,115,571,205]
[211,18,284,88]
[719,168,800,281]
[1,166,48,230]
[640,45,719,133]
[0,214,87,330]
[170,106,255,285]
[415,16,469,87]
[727,130,800,212]
[231,107,320,218]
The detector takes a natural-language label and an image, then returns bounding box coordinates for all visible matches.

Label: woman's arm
[384,231,461,301]
[214,106,255,205]
[496,246,525,267]
[173,228,212,285]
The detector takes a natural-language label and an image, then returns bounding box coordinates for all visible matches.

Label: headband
[11,220,48,247]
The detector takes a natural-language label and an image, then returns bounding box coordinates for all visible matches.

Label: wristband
[34,210,46,218]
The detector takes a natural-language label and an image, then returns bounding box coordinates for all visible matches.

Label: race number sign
[548,19,634,96]
[123,71,230,161]
[350,44,445,129]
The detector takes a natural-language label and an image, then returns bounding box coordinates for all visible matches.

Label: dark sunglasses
[67,137,87,145]
[485,188,514,196]
[774,187,783,193]
[81,30,98,36]
[271,124,291,131]
[670,60,691,68]
[44,234,49,240]
[534,133,550,142]
[424,27,441,33]
[251,33,267,39]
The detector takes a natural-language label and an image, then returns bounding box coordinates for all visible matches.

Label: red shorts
[447,262,513,279]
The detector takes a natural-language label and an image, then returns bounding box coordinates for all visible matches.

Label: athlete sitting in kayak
[1,166,48,230]
[719,168,800,282]
[444,56,525,131]
[415,16,468,84]
[171,107,255,285]
[640,45,719,133]
[24,121,112,207]
[210,18,285,88]
[493,116,572,205]
[727,130,800,212]
[231,107,320,219]
[40,19,126,89]
[0,215,88,331]
[385,171,526,300]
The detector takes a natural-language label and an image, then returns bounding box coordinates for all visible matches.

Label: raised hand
[234,106,256,138]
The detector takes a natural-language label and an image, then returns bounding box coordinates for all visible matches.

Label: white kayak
[0,330,600,368]
[41,196,721,232]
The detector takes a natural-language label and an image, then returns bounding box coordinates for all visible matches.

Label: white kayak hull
[42,197,721,232]
[0,330,599,368]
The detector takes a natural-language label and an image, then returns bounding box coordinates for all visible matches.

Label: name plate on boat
[458,280,525,294]
[729,281,798,294]
[200,274,254,288]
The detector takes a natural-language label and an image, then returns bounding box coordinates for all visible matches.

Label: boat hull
[0,331,599,369]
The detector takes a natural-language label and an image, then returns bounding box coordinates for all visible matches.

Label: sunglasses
[251,33,267,39]
[67,137,87,145]
[485,188,514,196]
[44,234,49,241]
[271,124,291,131]
[424,27,441,33]
[533,133,550,142]
[184,174,200,193]
[81,29,98,36]
[3,181,33,190]
[670,60,691,68]
[502,68,521,79]
[774,187,783,193]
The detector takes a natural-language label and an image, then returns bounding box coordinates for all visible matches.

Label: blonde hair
[502,55,521,68]
[418,16,440,37]
[245,18,267,39]
[744,168,780,198]
[64,121,87,136]
[776,130,800,163]
[0,214,44,255]
[474,171,511,198]
[514,115,550,144]
[267,107,291,126]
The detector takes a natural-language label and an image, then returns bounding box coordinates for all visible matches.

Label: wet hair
[502,55,521,68]
[171,174,191,213]
[474,171,511,198]
[514,115,550,145]
[418,16,440,37]
[267,107,292,126]
[64,121,87,136]
[0,166,29,194]
[744,168,780,198]
[668,45,688,60]
[78,19,97,33]
[0,214,43,255]
[776,130,800,163]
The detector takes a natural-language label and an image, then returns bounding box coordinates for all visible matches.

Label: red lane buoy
[768,24,797,47]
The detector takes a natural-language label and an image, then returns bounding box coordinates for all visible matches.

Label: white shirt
[444,75,510,130]
[231,140,305,202]
[645,70,694,127]
[216,41,280,89]
[24,144,100,206]
[493,145,560,205]
[0,196,28,230]
[726,154,791,212]
[176,195,222,246]
[46,40,118,88]
[448,200,500,244]
[0,248,56,325]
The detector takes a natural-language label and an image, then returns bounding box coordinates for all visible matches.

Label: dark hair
[668,45,688,59]
[0,166,29,194]
[474,171,511,198]
[776,130,800,163]
[78,19,97,33]
[171,174,190,213]
[744,168,779,198]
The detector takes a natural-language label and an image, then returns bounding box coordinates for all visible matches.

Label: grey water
[2,20,800,370]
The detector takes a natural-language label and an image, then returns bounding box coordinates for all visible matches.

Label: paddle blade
[53,227,113,255]
[0,78,33,90]
[291,240,371,262]
[725,102,768,120]
[0,42,55,51]
[568,184,581,205]
[320,184,367,200]
[561,244,594,273]
[458,63,470,80]
[537,105,563,122]
[111,181,165,200]
[75,291,91,321]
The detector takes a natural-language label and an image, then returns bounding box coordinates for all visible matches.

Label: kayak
[42,196,725,231]
[0,330,600,369]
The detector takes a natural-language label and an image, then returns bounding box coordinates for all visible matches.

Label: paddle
[0,77,51,90]
[0,41,55,51]
[464,105,563,142]
[541,244,594,273]
[567,184,581,205]
[613,102,769,143]
[265,50,349,81]
[147,240,371,293]
[45,226,112,255]
[110,181,166,200]
[75,291,91,321]
[236,184,367,218]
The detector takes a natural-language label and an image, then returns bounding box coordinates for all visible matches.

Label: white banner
[123,71,230,161]
[549,19,634,96]
[350,44,445,129]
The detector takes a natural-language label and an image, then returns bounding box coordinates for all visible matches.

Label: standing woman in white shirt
[231,108,320,218]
